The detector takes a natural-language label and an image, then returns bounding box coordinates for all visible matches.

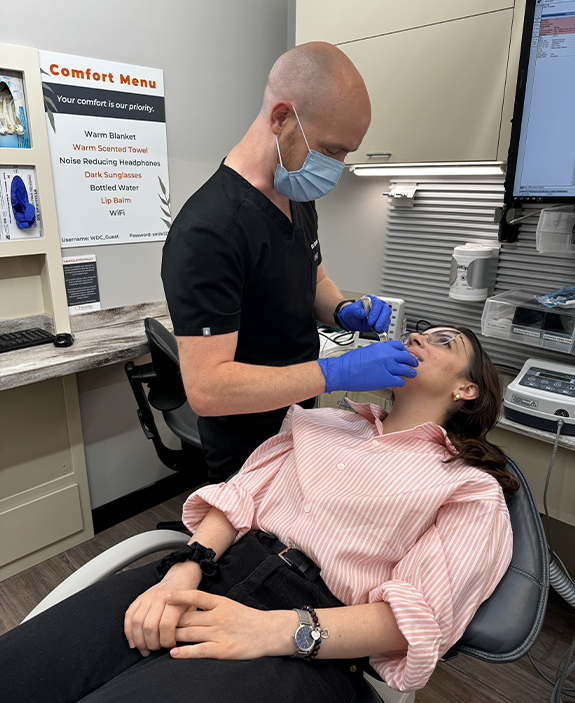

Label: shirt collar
[346,399,458,455]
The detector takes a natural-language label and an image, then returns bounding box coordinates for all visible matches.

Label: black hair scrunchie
[156,542,220,580]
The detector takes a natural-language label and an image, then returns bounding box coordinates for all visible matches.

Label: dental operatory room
[4,0,575,701]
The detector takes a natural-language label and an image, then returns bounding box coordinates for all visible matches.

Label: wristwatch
[291,608,321,659]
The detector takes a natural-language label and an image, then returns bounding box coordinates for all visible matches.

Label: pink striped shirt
[183,401,513,692]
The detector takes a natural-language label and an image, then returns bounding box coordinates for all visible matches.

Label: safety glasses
[400,329,469,362]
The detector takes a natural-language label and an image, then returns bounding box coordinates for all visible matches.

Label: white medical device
[354,297,406,347]
[503,357,575,435]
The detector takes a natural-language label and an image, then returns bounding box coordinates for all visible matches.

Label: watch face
[294,625,315,651]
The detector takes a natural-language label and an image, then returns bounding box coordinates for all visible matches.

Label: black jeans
[0,534,362,703]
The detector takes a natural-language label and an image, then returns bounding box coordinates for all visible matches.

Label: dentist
[161,42,418,482]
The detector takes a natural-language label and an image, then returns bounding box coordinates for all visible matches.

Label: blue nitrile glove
[10,176,36,229]
[317,340,418,393]
[337,295,391,334]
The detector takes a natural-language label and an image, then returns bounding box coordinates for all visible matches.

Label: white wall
[1,0,291,507]
[315,170,391,294]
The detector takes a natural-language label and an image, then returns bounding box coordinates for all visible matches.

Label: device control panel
[519,366,575,397]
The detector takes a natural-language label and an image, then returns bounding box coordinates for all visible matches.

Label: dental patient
[0,327,519,702]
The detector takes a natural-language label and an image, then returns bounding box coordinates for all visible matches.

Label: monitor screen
[506,0,575,203]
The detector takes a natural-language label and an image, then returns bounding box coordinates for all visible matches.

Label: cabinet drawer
[296,0,513,46]
[342,9,514,164]
[0,484,84,567]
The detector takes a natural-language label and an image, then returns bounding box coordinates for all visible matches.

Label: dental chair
[22,455,548,703]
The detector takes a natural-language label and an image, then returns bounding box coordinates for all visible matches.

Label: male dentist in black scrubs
[161,42,418,482]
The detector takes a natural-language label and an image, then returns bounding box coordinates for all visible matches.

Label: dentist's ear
[269,101,294,135]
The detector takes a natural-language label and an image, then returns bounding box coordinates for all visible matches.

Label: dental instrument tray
[504,357,575,435]
[482,289,575,354]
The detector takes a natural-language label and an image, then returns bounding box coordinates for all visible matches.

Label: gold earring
[453,393,461,402]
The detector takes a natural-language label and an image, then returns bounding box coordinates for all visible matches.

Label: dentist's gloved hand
[337,295,391,334]
[317,340,418,393]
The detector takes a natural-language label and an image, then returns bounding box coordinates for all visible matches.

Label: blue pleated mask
[274,106,345,202]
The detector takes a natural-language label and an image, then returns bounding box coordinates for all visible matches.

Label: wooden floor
[1,491,574,703]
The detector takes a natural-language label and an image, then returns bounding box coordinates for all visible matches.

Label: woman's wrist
[166,560,203,587]
[261,610,300,657]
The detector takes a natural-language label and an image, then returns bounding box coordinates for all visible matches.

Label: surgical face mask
[274,106,345,201]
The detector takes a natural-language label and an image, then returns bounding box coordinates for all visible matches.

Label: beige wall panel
[0,377,73,499]
[0,484,83,567]
[489,427,575,528]
[296,0,513,46]
[0,255,45,319]
[341,10,514,164]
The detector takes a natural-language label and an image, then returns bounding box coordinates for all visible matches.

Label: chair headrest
[144,318,187,412]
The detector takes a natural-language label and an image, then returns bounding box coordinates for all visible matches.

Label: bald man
[161,42,417,482]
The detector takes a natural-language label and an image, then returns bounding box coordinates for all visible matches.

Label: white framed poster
[38,51,171,248]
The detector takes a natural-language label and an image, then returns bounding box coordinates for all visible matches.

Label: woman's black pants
[0,533,363,703]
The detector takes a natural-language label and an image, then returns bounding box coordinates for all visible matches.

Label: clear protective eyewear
[400,329,468,361]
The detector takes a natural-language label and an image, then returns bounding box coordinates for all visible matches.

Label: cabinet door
[342,9,514,164]
[296,0,513,46]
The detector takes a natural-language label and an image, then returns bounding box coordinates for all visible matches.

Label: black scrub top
[161,163,321,479]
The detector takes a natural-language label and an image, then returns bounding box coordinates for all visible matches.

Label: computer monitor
[505,0,575,204]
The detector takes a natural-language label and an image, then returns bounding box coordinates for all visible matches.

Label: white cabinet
[342,10,514,164]
[296,0,513,46]
[296,0,524,164]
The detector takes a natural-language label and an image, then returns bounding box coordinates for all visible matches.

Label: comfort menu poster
[38,51,171,248]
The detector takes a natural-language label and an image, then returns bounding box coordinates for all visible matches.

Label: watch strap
[294,608,313,627]
[333,299,356,329]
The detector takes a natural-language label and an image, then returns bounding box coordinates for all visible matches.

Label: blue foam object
[10,175,36,228]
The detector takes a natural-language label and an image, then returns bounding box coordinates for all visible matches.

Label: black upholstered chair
[125,317,202,472]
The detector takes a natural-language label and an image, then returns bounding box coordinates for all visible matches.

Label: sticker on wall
[63,255,101,314]
[38,50,171,248]
[0,167,42,241]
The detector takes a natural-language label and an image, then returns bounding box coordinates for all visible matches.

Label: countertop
[0,302,170,392]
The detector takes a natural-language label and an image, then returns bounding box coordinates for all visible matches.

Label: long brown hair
[443,327,520,494]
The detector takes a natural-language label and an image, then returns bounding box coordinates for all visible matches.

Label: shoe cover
[10,175,36,228]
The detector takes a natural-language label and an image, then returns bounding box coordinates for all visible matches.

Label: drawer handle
[366,152,391,158]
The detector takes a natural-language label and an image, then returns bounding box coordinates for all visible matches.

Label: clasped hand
[125,573,286,660]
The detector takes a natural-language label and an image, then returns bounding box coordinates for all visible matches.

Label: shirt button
[304,504,311,513]
[337,462,345,470]
[372,440,380,447]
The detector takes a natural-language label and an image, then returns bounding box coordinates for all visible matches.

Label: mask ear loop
[292,105,311,153]
[275,135,284,168]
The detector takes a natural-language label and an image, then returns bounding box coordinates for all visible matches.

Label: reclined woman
[0,327,519,702]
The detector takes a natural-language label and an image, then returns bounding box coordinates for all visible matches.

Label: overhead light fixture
[350,161,506,177]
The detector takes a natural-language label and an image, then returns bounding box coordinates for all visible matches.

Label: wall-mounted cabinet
[296,0,513,46]
[296,0,524,165]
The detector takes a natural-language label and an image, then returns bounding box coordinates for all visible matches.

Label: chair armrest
[22,530,189,623]
[361,672,415,703]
